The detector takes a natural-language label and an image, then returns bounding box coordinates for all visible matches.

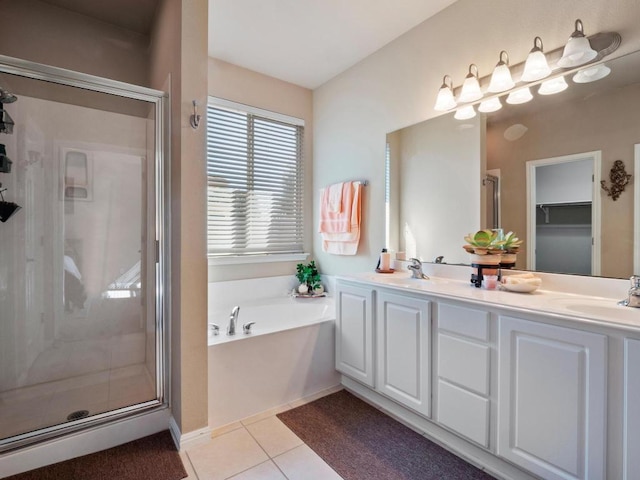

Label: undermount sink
[548,297,631,317]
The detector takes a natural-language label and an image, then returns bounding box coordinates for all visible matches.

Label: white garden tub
[207,292,340,429]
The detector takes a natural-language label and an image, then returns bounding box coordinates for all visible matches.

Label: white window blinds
[207,100,304,257]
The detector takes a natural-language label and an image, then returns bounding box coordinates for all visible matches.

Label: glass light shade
[573,65,611,83]
[538,76,568,95]
[478,97,502,113]
[558,21,597,68]
[458,65,482,103]
[454,105,476,120]
[521,50,551,82]
[488,64,515,93]
[434,85,457,111]
[506,87,533,105]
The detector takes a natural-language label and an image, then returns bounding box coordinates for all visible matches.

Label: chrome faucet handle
[409,257,422,267]
[630,275,640,290]
[208,323,220,335]
[434,256,444,264]
[243,322,256,334]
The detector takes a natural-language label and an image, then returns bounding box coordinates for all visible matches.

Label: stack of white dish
[501,273,542,293]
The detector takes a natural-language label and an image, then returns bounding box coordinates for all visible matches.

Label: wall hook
[600,159,632,201]
[190,100,201,129]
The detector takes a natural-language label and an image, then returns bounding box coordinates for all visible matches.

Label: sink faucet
[434,256,444,264]
[619,276,640,308]
[408,258,429,280]
[227,306,240,335]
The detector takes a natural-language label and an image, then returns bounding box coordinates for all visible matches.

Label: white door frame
[526,151,602,275]
[635,144,640,274]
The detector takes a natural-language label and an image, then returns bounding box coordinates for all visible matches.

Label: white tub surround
[335,269,639,480]
[207,276,340,430]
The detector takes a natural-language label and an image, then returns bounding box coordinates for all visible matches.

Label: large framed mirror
[387,49,639,279]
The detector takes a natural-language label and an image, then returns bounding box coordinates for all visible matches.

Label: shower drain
[67,410,90,421]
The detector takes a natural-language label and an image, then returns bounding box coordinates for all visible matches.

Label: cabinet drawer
[437,380,490,448]
[438,333,490,395]
[438,303,489,342]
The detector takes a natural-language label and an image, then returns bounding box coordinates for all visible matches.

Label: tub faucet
[619,276,640,308]
[408,258,429,280]
[227,306,240,335]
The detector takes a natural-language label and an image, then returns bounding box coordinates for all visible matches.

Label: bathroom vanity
[335,271,640,480]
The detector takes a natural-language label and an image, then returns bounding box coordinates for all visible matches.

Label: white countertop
[337,270,640,333]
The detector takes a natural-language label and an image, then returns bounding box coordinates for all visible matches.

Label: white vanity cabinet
[376,290,431,417]
[435,303,491,448]
[624,338,640,480]
[335,282,375,387]
[497,315,607,480]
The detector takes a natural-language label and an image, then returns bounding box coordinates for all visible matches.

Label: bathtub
[207,293,340,429]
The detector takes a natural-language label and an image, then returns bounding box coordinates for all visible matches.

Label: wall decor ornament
[600,159,632,201]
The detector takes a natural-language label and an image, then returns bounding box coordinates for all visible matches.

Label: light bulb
[488,51,515,93]
[558,19,598,68]
[478,97,503,113]
[506,87,533,105]
[434,75,457,111]
[454,105,476,120]
[458,64,483,103]
[538,76,568,95]
[521,37,551,82]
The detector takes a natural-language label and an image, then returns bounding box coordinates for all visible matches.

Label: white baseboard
[169,416,212,451]
[0,407,171,479]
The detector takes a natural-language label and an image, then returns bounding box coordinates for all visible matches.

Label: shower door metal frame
[0,54,170,453]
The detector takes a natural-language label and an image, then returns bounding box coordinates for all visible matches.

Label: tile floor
[180,390,344,480]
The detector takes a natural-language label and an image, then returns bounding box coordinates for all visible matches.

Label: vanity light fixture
[454,105,476,120]
[458,65,483,103]
[573,64,611,83]
[506,87,533,105]
[538,76,569,95]
[478,97,502,113]
[558,19,598,68]
[434,75,457,111]
[488,51,515,93]
[521,37,552,82]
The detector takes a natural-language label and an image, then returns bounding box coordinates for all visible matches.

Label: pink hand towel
[318,182,353,234]
[322,182,362,255]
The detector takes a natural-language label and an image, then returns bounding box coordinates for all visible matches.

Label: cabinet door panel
[498,316,606,480]
[438,303,489,341]
[376,291,430,417]
[335,283,374,387]
[437,380,490,448]
[624,338,640,480]
[438,333,490,395]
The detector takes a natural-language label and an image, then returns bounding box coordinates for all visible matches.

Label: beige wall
[207,58,314,281]
[0,0,148,86]
[150,0,209,435]
[313,0,640,275]
[487,82,640,278]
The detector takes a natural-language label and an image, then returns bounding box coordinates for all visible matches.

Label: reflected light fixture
[538,76,568,95]
[521,37,551,82]
[573,64,611,83]
[488,51,515,93]
[454,105,476,120]
[506,87,533,105]
[478,97,502,113]
[558,19,597,68]
[434,75,457,111]
[0,183,21,223]
[458,64,482,103]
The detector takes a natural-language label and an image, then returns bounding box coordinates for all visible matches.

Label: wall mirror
[387,49,640,279]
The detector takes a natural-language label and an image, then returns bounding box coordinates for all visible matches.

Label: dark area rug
[5,430,187,480]
[277,390,495,480]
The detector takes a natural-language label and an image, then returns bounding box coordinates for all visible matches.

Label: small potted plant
[462,230,503,265]
[497,231,522,268]
[295,261,324,295]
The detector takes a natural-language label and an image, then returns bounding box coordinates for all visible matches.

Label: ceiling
[208,0,458,89]
[39,0,459,90]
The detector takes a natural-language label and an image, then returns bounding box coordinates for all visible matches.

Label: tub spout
[227,306,240,335]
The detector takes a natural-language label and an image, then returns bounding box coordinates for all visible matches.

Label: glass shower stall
[0,55,168,450]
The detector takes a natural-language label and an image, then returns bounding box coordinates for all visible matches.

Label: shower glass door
[0,59,167,449]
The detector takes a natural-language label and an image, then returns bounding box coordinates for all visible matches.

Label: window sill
[208,253,309,266]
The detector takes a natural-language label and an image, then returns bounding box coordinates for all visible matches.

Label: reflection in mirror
[387,50,640,279]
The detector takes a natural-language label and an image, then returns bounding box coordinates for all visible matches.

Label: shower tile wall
[0,90,157,441]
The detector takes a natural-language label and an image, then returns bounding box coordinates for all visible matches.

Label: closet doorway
[526,151,601,275]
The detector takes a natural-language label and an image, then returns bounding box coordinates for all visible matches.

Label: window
[206,98,304,259]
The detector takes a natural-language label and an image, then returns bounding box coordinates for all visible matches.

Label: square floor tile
[273,445,342,480]
[188,427,268,480]
[228,460,286,480]
[179,451,199,479]
[245,417,303,458]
